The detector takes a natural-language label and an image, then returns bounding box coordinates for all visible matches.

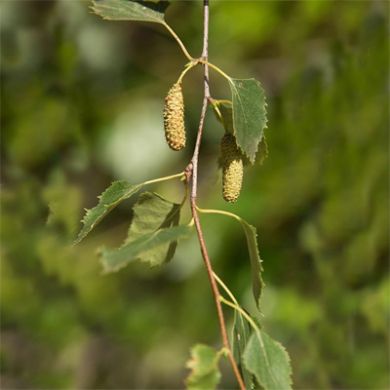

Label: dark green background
[1,1,389,388]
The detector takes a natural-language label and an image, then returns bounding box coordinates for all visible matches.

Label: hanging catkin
[163,82,186,151]
[220,133,244,203]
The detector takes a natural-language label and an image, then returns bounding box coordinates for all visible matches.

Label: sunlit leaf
[91,0,169,24]
[229,78,267,164]
[75,181,143,244]
[186,344,221,390]
[243,330,292,390]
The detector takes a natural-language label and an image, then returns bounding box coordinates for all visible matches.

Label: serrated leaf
[100,225,192,272]
[229,78,267,164]
[91,0,169,24]
[186,344,221,390]
[232,310,255,389]
[126,192,181,264]
[240,220,264,307]
[243,330,292,390]
[75,181,143,244]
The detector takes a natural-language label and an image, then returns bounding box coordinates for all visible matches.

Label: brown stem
[187,1,245,389]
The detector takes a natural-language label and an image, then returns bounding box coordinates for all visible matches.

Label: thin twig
[187,1,245,389]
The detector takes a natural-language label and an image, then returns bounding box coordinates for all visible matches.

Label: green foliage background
[1,1,389,388]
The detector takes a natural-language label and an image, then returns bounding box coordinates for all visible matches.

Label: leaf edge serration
[229,77,268,165]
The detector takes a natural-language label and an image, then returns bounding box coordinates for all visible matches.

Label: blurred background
[1,0,389,389]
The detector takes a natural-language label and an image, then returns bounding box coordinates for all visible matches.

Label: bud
[163,82,186,151]
[220,133,244,203]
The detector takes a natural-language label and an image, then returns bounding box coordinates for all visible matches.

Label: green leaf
[91,0,169,24]
[243,330,292,390]
[74,181,143,244]
[232,311,255,389]
[186,344,221,390]
[229,78,267,164]
[240,220,264,308]
[126,192,181,264]
[100,225,192,272]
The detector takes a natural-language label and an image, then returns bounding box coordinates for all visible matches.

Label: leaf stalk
[163,21,194,61]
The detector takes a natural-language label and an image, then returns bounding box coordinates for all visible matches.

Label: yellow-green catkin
[163,82,186,151]
[220,133,244,203]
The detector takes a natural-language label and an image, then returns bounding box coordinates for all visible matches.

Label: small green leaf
[75,181,143,244]
[100,225,192,272]
[126,192,181,264]
[243,330,292,390]
[240,220,264,308]
[91,0,169,24]
[229,78,267,164]
[232,311,254,389]
[186,344,221,390]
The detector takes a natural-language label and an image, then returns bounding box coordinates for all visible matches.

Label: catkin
[220,133,244,203]
[163,82,186,151]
